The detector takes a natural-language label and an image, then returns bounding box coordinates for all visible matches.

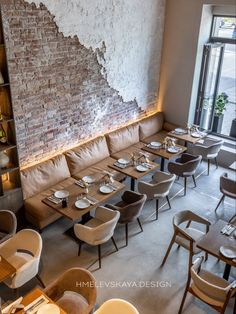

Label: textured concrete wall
[1,0,165,167]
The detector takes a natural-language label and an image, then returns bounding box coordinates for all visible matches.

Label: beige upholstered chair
[74,206,120,268]
[138,171,176,220]
[192,138,223,175]
[178,256,236,314]
[106,191,147,246]
[94,299,139,314]
[168,153,202,196]
[161,210,210,273]
[229,214,236,225]
[0,229,44,291]
[215,172,236,212]
[0,210,17,245]
[44,267,97,314]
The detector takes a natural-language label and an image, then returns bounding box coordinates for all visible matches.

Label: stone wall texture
[1,0,165,167]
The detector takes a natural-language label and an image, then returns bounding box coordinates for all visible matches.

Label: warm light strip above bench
[20,109,158,170]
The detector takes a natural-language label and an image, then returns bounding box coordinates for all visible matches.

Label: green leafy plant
[214,92,229,117]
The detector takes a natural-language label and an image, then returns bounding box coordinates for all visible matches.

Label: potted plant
[212,92,229,133]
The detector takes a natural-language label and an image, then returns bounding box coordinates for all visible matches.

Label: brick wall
[1,0,156,167]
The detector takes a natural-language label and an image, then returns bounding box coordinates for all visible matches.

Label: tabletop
[197,219,236,267]
[108,161,159,180]
[42,179,125,221]
[142,144,187,160]
[18,288,66,314]
[168,131,206,144]
[0,255,16,283]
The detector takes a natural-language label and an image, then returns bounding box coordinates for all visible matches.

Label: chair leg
[192,175,197,188]
[161,233,176,266]
[205,252,208,261]
[178,277,191,314]
[156,199,159,220]
[215,157,219,169]
[137,218,143,232]
[184,177,187,196]
[207,159,210,175]
[13,289,19,298]
[78,240,83,256]
[166,195,171,209]
[125,223,129,246]
[111,236,119,252]
[36,274,45,288]
[215,195,225,212]
[98,245,101,269]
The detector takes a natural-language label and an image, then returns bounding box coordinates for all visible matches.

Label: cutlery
[25,298,46,313]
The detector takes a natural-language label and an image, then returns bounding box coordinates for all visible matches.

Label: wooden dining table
[142,143,186,171]
[42,179,125,222]
[168,130,207,146]
[108,160,159,190]
[197,219,236,280]
[0,255,16,283]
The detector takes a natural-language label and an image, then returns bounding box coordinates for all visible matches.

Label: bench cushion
[65,136,110,176]
[106,123,139,155]
[139,112,164,140]
[21,155,71,200]
[24,177,76,229]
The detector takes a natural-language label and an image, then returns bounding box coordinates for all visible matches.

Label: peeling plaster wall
[25,0,166,108]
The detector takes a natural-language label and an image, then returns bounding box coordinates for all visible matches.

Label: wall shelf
[0,8,23,211]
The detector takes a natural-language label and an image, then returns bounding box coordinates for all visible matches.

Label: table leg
[184,141,188,147]
[81,212,92,224]
[160,158,165,171]
[223,263,231,280]
[131,178,135,191]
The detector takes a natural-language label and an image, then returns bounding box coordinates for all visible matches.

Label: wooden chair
[178,256,236,314]
[44,267,97,314]
[161,210,210,274]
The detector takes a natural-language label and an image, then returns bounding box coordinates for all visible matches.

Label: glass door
[195,43,225,130]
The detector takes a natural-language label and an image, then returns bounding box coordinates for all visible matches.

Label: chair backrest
[0,210,17,237]
[153,172,176,195]
[220,173,236,198]
[0,229,42,259]
[44,267,97,312]
[204,138,224,156]
[181,154,202,174]
[191,257,231,303]
[94,298,139,314]
[120,191,147,222]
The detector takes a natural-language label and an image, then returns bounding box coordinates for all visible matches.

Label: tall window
[195,16,236,139]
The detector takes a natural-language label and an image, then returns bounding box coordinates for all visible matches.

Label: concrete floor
[0,160,236,314]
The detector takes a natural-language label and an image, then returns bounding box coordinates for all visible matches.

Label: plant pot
[212,115,224,133]
[230,118,236,138]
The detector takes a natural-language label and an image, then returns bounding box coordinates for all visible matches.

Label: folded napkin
[142,162,154,169]
[221,224,236,236]
[24,295,48,314]
[47,195,62,204]
[85,195,98,205]
[75,180,85,188]
[107,183,119,191]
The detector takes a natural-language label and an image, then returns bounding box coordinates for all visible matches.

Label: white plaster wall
[25,0,166,109]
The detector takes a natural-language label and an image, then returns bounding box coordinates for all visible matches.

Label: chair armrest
[106,204,121,211]
[187,212,211,227]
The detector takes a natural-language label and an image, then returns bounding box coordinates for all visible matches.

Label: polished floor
[0,160,236,314]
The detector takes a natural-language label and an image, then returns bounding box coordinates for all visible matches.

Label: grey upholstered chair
[192,138,223,175]
[106,191,147,246]
[178,256,236,314]
[138,171,176,220]
[161,210,210,274]
[44,267,97,314]
[0,210,17,245]
[74,206,120,268]
[168,153,202,195]
[215,172,236,212]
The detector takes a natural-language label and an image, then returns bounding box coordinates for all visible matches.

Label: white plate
[54,190,69,199]
[174,128,186,134]
[167,146,180,153]
[150,141,162,147]
[75,198,90,209]
[191,132,201,138]
[37,304,60,314]
[136,165,148,172]
[100,185,113,194]
[219,246,236,259]
[118,158,130,165]
[82,176,94,184]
